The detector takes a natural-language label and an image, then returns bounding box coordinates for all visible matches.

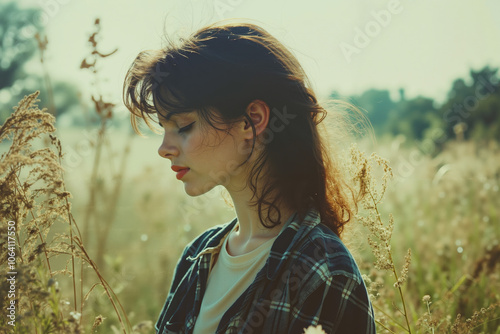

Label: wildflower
[422,295,431,303]
[70,311,81,321]
[92,315,106,331]
[347,144,413,332]
[303,324,326,334]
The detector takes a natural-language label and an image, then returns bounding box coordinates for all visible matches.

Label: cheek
[185,127,241,168]
[188,128,223,153]
[184,131,208,155]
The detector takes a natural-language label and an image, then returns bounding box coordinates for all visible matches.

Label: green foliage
[0,1,81,123]
[348,65,500,144]
[350,89,396,137]
[0,1,42,123]
[439,66,500,141]
[0,2,40,91]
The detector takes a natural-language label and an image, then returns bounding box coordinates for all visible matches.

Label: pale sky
[14,0,500,113]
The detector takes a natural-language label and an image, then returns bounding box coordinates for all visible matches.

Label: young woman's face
[157,110,251,196]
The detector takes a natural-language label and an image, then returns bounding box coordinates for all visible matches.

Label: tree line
[1,1,499,142]
[340,66,499,143]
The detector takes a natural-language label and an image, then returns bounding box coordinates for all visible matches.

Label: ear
[241,99,270,140]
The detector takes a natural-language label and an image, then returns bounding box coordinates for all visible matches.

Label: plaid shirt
[156,206,376,334]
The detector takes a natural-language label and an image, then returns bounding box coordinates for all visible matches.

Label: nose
[158,134,179,159]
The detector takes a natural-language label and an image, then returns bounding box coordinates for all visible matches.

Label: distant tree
[329,90,342,100]
[350,89,396,137]
[340,65,499,143]
[11,79,81,122]
[0,2,41,91]
[0,2,43,121]
[389,96,441,141]
[0,1,81,124]
[471,95,500,140]
[348,88,441,141]
[439,66,500,141]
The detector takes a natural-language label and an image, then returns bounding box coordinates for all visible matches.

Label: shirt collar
[187,217,238,262]
[187,206,322,280]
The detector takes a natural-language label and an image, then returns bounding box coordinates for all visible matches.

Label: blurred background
[1,0,499,332]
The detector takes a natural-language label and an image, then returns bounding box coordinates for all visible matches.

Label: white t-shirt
[192,223,277,334]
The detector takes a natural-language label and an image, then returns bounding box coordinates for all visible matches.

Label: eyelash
[178,122,195,133]
[158,121,195,134]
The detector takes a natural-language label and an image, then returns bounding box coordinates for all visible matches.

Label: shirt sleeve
[155,244,191,332]
[288,274,376,334]
[163,227,215,306]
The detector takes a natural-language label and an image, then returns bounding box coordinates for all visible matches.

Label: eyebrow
[163,113,179,121]
[157,111,194,124]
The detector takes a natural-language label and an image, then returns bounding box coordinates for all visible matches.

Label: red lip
[171,165,189,172]
[172,165,190,180]
[175,168,189,180]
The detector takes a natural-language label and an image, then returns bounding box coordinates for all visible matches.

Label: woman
[123,21,376,334]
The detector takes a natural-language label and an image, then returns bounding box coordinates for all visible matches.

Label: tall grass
[78,18,132,273]
[1,16,498,330]
[345,141,500,333]
[0,92,132,333]
[1,90,498,333]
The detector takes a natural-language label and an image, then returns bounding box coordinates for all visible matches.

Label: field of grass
[60,127,500,333]
[1,95,499,333]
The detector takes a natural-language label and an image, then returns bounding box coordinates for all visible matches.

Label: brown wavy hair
[123,21,363,237]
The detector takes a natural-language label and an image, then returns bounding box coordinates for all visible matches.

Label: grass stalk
[13,171,52,276]
[369,185,412,333]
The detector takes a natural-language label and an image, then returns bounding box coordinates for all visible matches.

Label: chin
[184,180,217,197]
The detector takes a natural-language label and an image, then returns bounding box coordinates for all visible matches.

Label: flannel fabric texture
[156,206,376,334]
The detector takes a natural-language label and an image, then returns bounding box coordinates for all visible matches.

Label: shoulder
[294,222,363,286]
[274,221,369,311]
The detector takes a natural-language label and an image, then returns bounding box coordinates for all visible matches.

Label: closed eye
[179,121,195,133]
[157,121,195,132]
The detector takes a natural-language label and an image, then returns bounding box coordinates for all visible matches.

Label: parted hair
[123,21,361,237]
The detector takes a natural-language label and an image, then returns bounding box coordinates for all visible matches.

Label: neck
[226,187,295,244]
[223,158,295,253]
